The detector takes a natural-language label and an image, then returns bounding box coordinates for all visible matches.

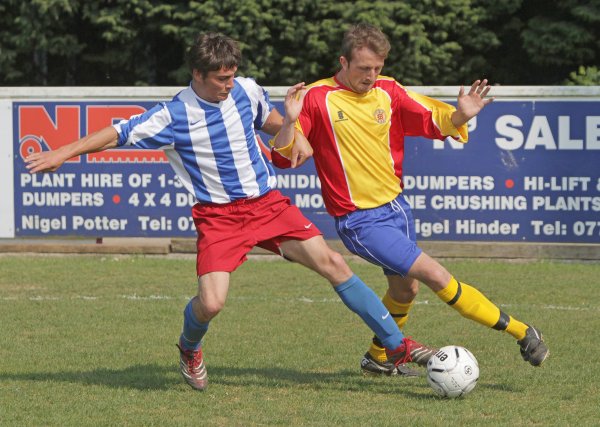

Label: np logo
[374,108,386,124]
[19,135,46,160]
[334,110,348,122]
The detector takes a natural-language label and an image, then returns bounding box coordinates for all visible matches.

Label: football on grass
[426,345,479,398]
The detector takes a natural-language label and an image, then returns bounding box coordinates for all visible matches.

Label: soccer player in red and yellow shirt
[272,23,548,374]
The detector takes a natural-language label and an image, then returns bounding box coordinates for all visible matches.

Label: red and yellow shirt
[273,75,468,217]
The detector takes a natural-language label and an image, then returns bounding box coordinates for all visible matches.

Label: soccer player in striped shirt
[25,32,435,390]
[272,23,549,375]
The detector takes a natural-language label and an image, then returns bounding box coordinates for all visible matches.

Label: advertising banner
[11,97,600,242]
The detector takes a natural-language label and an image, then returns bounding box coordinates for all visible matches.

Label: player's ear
[340,56,349,70]
[192,69,204,83]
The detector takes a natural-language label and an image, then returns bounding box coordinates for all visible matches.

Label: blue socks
[180,277,404,352]
[334,275,403,349]
[180,299,209,351]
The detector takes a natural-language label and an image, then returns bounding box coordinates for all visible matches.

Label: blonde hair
[341,23,391,62]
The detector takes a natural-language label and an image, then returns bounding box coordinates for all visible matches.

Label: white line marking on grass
[1,296,599,313]
[289,297,431,304]
[120,294,178,300]
[542,304,594,311]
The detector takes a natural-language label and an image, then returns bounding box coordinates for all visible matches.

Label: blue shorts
[334,194,421,276]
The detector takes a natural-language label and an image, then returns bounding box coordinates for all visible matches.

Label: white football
[426,345,479,398]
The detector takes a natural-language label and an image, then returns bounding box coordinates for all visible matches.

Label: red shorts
[192,190,321,275]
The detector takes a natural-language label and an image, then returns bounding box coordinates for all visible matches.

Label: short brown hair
[341,23,391,62]
[187,32,241,77]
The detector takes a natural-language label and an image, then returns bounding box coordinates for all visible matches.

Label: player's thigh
[407,252,452,292]
[193,204,255,275]
[279,236,352,284]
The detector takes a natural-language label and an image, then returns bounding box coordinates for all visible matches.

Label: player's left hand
[453,79,495,127]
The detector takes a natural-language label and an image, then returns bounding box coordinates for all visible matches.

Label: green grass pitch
[1,255,599,426]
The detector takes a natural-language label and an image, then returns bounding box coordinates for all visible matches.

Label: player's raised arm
[25,126,119,173]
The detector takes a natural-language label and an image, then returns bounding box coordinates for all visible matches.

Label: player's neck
[191,81,222,104]
[336,70,351,90]
[335,71,369,95]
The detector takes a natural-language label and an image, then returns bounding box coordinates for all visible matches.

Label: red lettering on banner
[19,106,81,162]
[18,104,272,165]
[86,105,168,163]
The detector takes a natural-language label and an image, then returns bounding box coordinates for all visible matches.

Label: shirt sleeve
[269,135,294,169]
[395,83,468,143]
[237,77,274,130]
[256,85,275,130]
[112,102,175,148]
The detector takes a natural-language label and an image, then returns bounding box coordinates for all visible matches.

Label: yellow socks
[368,292,414,362]
[367,276,530,362]
[436,277,528,340]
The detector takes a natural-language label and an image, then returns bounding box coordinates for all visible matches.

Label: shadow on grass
[0,363,444,398]
[1,364,175,391]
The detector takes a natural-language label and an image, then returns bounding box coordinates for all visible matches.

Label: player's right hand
[25,150,65,173]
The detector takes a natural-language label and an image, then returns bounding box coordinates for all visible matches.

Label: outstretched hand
[452,79,495,127]
[25,127,118,173]
[25,150,67,173]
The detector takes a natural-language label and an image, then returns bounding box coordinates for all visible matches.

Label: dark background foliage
[0,0,598,86]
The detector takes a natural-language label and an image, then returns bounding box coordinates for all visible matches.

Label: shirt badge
[374,108,387,124]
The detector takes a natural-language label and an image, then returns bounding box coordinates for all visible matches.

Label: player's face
[339,47,385,94]
[192,66,237,103]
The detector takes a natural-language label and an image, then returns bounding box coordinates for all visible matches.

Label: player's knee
[198,298,225,321]
[320,250,352,283]
[402,280,419,300]
[200,305,222,321]
[409,280,419,296]
[327,249,344,267]
[328,250,351,274]
[423,269,452,291]
[388,277,419,301]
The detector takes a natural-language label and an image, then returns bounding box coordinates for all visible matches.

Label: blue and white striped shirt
[114,77,277,204]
